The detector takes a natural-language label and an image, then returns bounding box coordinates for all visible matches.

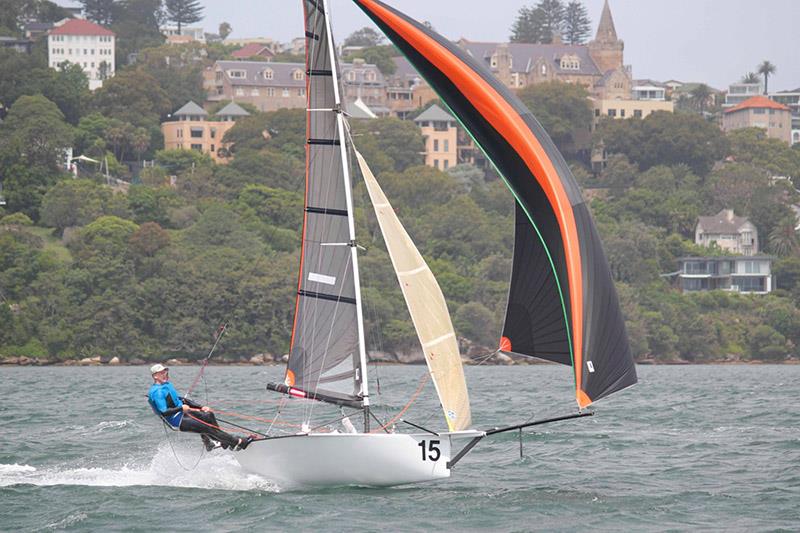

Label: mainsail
[285,0,369,405]
[356,151,471,431]
[353,0,637,408]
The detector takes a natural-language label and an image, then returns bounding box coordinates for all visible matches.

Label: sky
[193,0,799,92]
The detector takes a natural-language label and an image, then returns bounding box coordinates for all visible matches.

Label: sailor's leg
[179,411,240,449]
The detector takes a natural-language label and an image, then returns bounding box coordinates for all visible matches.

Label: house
[722,96,792,145]
[414,104,458,170]
[231,42,275,60]
[456,0,629,98]
[724,81,763,108]
[769,89,800,145]
[205,59,386,114]
[676,256,774,294]
[48,18,115,90]
[0,36,34,53]
[696,209,759,255]
[160,101,250,163]
[161,26,205,43]
[341,58,388,115]
[386,56,437,118]
[205,60,307,112]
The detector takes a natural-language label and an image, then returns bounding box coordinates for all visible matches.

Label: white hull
[235,430,483,488]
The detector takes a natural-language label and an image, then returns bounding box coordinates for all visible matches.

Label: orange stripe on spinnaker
[355,0,585,397]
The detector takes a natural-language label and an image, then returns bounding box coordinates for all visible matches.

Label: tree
[111,0,165,64]
[344,45,397,76]
[344,27,384,47]
[767,216,800,257]
[0,95,74,172]
[91,69,171,131]
[218,21,232,40]
[164,0,204,34]
[690,83,712,114]
[741,72,760,84]
[758,60,776,95]
[0,0,70,34]
[597,111,728,176]
[517,80,592,155]
[80,0,115,26]
[350,117,425,172]
[135,43,206,111]
[510,1,566,44]
[562,1,591,44]
[40,179,118,234]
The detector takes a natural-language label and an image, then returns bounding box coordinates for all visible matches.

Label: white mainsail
[356,150,471,431]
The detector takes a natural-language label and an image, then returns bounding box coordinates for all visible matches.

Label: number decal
[417,440,441,461]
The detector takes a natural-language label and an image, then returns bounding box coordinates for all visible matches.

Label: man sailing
[147,364,253,451]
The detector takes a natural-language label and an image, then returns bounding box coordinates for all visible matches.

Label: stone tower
[588,0,624,73]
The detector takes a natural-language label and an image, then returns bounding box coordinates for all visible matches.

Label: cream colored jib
[356,150,471,431]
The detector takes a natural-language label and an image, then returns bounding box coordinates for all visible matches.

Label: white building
[48,18,115,90]
[695,209,758,256]
[161,26,206,43]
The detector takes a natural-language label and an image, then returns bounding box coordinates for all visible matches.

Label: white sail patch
[308,272,337,285]
[587,361,595,373]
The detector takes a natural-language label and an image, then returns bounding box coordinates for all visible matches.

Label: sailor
[147,363,253,451]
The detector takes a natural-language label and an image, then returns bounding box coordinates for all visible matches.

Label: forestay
[356,151,471,431]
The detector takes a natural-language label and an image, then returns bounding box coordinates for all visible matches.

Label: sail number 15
[417,439,441,462]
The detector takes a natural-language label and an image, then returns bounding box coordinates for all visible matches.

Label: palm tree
[741,72,760,84]
[758,60,776,94]
[768,216,799,257]
[690,84,712,114]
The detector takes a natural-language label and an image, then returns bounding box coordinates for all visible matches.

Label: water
[1,365,798,531]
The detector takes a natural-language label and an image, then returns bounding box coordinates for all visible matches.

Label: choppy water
[1,365,798,531]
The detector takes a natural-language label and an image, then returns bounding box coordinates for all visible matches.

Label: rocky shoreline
[2,353,798,366]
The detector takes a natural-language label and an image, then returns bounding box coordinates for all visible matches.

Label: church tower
[588,0,624,73]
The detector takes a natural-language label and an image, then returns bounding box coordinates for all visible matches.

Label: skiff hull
[235,430,483,488]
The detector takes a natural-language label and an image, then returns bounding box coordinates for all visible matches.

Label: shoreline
[2,357,799,367]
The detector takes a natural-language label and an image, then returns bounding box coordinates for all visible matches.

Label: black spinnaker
[352,0,637,407]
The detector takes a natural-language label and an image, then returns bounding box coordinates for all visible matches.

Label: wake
[0,441,278,492]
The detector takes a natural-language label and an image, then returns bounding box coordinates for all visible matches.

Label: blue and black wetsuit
[148,381,240,449]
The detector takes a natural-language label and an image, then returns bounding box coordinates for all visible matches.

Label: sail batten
[356,151,471,431]
[353,0,637,406]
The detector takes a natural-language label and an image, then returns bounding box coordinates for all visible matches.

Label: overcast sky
[193,0,798,92]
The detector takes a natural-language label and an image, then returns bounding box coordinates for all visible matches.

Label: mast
[322,0,371,430]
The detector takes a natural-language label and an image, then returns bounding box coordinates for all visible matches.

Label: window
[251,88,259,96]
[267,87,275,96]
[634,109,643,118]
[210,128,216,139]
[753,108,766,114]
[210,144,215,152]
[743,261,761,274]
[282,89,289,97]
[263,69,273,80]
[444,159,449,169]
[620,109,626,118]
[541,64,546,75]
[433,139,439,152]
[292,69,304,81]
[229,70,246,79]
[177,129,183,138]
[298,88,306,97]
[594,109,600,117]
[608,109,617,117]
[444,139,449,152]
[190,127,204,138]
[433,159,439,169]
[346,70,356,81]
[738,276,765,292]
[191,144,203,151]
[366,71,376,82]
[235,88,245,96]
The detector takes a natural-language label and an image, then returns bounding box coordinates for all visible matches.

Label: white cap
[150,363,168,374]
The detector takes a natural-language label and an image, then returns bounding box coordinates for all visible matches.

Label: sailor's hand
[182,404,190,412]
[201,406,211,412]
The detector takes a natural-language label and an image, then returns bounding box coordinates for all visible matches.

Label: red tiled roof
[725,95,790,114]
[49,19,114,37]
[231,43,273,58]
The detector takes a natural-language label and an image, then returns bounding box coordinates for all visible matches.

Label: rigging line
[186,323,228,398]
[207,407,302,429]
[184,412,261,439]
[370,372,430,433]
[161,421,204,471]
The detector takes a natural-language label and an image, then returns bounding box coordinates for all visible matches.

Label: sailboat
[235,0,637,487]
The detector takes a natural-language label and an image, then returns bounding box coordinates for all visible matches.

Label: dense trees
[511,0,590,44]
[517,81,592,156]
[164,0,204,34]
